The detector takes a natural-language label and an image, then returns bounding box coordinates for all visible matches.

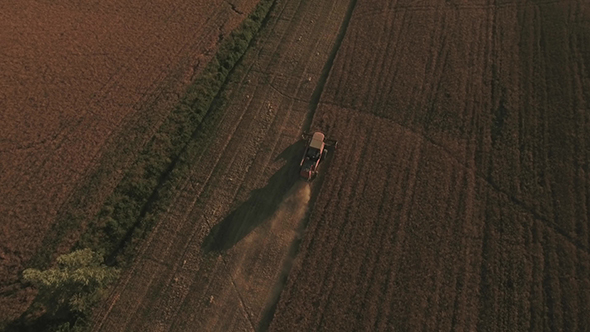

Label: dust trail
[268,181,311,236]
[257,181,311,332]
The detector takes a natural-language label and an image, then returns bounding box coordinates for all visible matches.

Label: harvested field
[269,0,590,331]
[0,0,259,323]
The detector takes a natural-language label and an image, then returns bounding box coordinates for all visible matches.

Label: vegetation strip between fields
[15,0,277,330]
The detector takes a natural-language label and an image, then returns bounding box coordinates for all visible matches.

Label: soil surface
[90,0,352,330]
[0,0,258,322]
[270,0,590,331]
[4,0,590,330]
[97,0,590,330]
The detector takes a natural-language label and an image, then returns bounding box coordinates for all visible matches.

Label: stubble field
[270,0,590,330]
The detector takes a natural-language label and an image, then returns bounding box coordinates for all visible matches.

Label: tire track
[455,8,479,135]
[352,138,400,332]
[568,1,590,251]
[417,4,451,130]
[256,0,341,103]
[305,0,358,130]
[365,0,401,113]
[476,183,499,331]
[378,137,424,331]
[332,122,401,330]
[376,7,407,119]
[176,76,293,332]
[351,0,572,20]
[425,158,462,331]
[449,165,478,331]
[143,84,275,331]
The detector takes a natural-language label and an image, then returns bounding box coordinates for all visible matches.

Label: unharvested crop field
[0,0,259,323]
[3,0,589,330]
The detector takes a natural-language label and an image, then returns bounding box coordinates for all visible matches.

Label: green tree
[23,249,119,318]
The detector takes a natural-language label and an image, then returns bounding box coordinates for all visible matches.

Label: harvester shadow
[202,140,304,252]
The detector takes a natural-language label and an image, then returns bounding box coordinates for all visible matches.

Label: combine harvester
[299,131,337,181]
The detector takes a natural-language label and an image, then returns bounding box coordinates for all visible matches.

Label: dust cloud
[269,181,311,236]
[257,181,311,331]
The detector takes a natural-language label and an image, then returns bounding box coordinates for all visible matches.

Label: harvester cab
[299,131,337,181]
